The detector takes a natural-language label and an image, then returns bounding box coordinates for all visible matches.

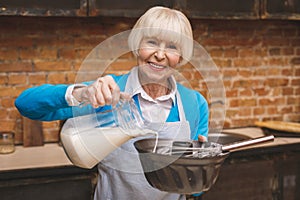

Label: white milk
[61,120,156,169]
[61,126,136,169]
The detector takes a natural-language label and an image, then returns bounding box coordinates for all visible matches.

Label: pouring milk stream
[60,98,157,169]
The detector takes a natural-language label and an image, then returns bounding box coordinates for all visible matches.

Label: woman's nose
[154,48,166,60]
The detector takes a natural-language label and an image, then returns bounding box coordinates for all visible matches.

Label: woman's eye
[147,40,158,45]
[167,44,177,50]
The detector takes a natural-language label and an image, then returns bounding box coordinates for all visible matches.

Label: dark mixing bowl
[134,138,229,194]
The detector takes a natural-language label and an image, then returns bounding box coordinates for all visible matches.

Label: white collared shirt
[126,67,177,123]
[65,67,177,123]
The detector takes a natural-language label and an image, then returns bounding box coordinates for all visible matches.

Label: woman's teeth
[149,63,164,69]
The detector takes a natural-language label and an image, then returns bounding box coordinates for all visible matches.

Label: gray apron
[94,91,190,200]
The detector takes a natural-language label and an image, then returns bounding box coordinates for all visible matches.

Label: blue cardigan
[15,73,209,140]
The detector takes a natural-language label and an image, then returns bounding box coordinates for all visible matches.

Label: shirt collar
[126,67,177,104]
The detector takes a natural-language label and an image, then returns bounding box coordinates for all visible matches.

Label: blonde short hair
[128,6,193,66]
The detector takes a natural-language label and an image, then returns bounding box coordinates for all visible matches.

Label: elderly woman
[15,6,208,200]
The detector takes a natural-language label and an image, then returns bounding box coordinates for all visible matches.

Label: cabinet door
[182,0,260,19]
[0,0,87,16]
[89,0,173,17]
[261,0,300,20]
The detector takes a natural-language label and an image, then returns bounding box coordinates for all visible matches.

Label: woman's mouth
[148,62,166,70]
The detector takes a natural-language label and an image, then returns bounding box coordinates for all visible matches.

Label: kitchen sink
[208,132,250,145]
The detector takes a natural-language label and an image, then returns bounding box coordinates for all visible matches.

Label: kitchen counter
[1,127,300,172]
[1,127,300,200]
[223,127,300,148]
[0,143,72,171]
[0,144,97,200]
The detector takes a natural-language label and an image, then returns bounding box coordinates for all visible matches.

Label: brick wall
[0,16,299,144]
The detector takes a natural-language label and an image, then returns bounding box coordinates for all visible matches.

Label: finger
[120,92,131,100]
[198,135,207,142]
[94,84,106,107]
[99,80,113,105]
[111,88,120,107]
[87,84,104,108]
[103,75,120,106]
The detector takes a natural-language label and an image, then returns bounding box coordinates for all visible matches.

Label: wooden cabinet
[89,0,260,19]
[0,166,97,200]
[89,0,172,17]
[0,0,299,19]
[0,0,87,16]
[188,144,300,200]
[180,0,260,19]
[261,0,300,20]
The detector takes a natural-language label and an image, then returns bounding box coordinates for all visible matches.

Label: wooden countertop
[0,143,72,171]
[222,127,300,151]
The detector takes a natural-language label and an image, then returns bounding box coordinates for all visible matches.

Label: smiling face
[137,37,182,86]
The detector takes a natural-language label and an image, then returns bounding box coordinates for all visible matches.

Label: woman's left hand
[198,135,207,142]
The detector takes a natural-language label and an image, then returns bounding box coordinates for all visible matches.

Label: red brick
[259,97,285,106]
[58,49,76,60]
[239,69,252,77]
[19,48,38,60]
[282,47,294,55]
[253,88,269,96]
[34,61,71,71]
[8,109,20,119]
[254,107,265,115]
[109,60,137,71]
[0,37,33,48]
[239,89,252,96]
[295,67,300,76]
[0,74,8,84]
[8,74,27,85]
[0,62,33,72]
[226,109,238,118]
[233,58,262,67]
[1,97,15,108]
[265,78,289,87]
[239,48,256,57]
[0,108,8,119]
[29,73,47,85]
[39,48,57,60]
[291,78,300,86]
[268,58,288,66]
[279,106,293,114]
[208,48,223,57]
[0,86,27,97]
[267,107,278,115]
[282,68,293,76]
[224,48,238,57]
[269,48,281,56]
[231,38,261,46]
[238,108,252,116]
[267,68,281,76]
[282,87,294,95]
[0,49,19,60]
[47,73,67,84]
[0,120,16,131]
[226,90,238,98]
[213,58,232,67]
[291,57,300,65]
[262,38,289,46]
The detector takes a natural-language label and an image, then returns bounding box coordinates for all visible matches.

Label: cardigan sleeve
[14,75,125,121]
[15,84,74,121]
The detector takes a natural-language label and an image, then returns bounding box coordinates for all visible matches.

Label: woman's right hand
[72,75,125,108]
